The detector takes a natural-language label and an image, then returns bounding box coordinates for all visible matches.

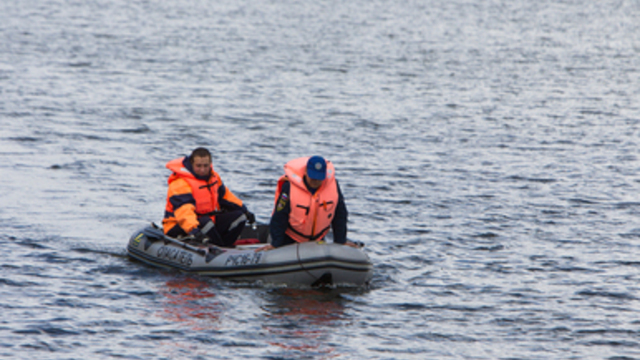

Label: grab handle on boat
[145,227,208,256]
[145,223,221,257]
[165,235,208,256]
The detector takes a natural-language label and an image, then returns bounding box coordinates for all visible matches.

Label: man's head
[189,147,212,178]
[305,156,326,189]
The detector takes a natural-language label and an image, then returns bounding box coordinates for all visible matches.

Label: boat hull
[127,226,373,287]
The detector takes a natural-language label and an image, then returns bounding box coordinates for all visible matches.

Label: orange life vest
[164,157,221,222]
[275,157,338,243]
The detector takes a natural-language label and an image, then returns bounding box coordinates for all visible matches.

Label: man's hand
[189,228,209,244]
[255,244,275,252]
[344,240,363,248]
[245,211,256,224]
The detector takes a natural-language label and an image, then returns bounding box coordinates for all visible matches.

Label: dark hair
[189,147,211,163]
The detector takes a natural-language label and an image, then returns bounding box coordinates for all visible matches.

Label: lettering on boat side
[132,233,144,248]
[225,252,262,267]
[157,246,193,267]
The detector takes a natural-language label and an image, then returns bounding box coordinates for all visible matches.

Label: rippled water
[2,0,640,359]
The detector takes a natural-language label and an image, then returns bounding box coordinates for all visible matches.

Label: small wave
[474,244,504,252]
[9,136,40,142]
[49,298,93,309]
[428,304,495,312]
[125,290,157,297]
[20,340,57,352]
[618,232,640,239]
[132,334,183,341]
[614,261,640,266]
[48,160,92,171]
[16,326,81,337]
[13,329,42,335]
[473,232,499,239]
[392,303,428,310]
[29,252,96,265]
[576,290,636,300]
[72,247,128,258]
[583,339,639,348]
[403,228,431,235]
[415,332,477,342]
[319,67,348,73]
[576,329,638,336]
[93,33,116,39]
[119,125,151,134]
[13,239,50,250]
[506,175,557,183]
[398,255,434,266]
[68,62,92,67]
[568,198,602,205]
[615,202,640,209]
[579,109,618,117]
[5,112,32,118]
[0,278,40,287]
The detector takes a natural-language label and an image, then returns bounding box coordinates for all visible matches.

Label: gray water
[2,0,640,359]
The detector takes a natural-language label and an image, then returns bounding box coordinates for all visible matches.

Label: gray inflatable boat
[126,224,373,287]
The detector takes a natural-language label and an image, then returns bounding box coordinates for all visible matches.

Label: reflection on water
[151,279,363,359]
[159,277,223,331]
[261,288,354,359]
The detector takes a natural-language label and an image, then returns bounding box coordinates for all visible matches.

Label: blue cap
[306,156,327,180]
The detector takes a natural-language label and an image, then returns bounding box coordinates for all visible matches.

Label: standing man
[257,156,358,251]
[162,147,255,247]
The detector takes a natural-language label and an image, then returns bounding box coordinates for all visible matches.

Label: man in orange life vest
[162,147,255,247]
[257,156,359,251]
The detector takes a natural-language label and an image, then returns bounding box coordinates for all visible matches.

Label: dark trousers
[166,210,247,247]
[210,210,247,247]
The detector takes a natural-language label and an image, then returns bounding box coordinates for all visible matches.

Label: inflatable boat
[126,224,373,287]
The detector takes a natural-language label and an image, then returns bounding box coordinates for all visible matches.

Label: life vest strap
[295,204,310,215]
[198,180,218,190]
[196,209,224,217]
[287,224,331,242]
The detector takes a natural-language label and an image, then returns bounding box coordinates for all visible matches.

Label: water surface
[1,0,640,359]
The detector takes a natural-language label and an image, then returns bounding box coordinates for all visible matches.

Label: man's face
[305,175,324,189]
[192,156,212,177]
